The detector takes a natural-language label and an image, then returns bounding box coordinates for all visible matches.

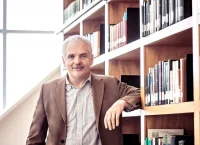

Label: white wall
[0,66,61,145]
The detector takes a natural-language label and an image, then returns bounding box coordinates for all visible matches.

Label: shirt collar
[66,73,91,91]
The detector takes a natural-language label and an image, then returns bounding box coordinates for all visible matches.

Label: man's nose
[74,57,81,64]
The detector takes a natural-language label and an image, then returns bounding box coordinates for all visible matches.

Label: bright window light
[0,33,3,112]
[7,0,63,31]
[0,0,2,29]
[6,33,62,107]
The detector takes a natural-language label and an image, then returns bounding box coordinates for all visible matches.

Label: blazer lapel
[91,74,104,129]
[54,76,67,123]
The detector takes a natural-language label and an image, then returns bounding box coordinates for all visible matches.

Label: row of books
[145,54,193,106]
[63,0,98,23]
[145,135,194,145]
[63,0,80,23]
[146,129,193,145]
[83,0,96,8]
[109,7,140,52]
[85,24,105,57]
[142,0,192,37]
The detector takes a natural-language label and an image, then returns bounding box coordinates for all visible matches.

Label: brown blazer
[26,74,141,145]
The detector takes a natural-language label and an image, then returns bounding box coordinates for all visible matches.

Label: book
[186,54,193,101]
[123,7,140,44]
[100,24,105,55]
[148,129,184,139]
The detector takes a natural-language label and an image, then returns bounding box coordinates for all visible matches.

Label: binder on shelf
[186,54,193,101]
[123,7,140,44]
[100,24,105,55]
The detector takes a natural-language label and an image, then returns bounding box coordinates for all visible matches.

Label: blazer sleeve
[26,84,48,145]
[114,77,141,110]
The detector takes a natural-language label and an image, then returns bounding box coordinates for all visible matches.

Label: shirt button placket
[77,89,83,145]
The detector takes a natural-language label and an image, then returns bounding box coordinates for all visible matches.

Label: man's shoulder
[43,76,65,87]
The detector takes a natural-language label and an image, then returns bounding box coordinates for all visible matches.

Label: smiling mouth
[73,67,84,71]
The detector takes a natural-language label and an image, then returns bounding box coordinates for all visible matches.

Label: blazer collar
[54,76,67,123]
[91,73,104,129]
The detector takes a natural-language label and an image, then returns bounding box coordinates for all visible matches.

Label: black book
[162,0,165,29]
[100,24,105,55]
[158,0,162,30]
[186,54,193,101]
[141,5,145,37]
[125,7,140,43]
[179,0,192,21]
[143,2,147,37]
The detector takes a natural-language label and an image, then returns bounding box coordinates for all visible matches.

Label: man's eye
[68,55,74,59]
[81,54,87,58]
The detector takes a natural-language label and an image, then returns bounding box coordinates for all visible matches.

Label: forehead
[65,40,90,54]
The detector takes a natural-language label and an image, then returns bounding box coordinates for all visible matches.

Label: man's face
[63,40,93,81]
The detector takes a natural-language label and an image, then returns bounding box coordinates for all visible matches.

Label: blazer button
[61,140,65,143]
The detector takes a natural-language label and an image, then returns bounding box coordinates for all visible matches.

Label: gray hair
[62,35,92,58]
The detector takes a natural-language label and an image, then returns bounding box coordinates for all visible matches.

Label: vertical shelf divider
[193,0,200,144]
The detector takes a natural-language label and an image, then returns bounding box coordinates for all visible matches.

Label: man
[26,35,141,145]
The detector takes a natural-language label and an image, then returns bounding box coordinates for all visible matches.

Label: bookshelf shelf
[143,17,193,46]
[91,62,105,74]
[92,53,106,66]
[144,102,194,116]
[82,2,105,21]
[63,22,80,35]
[108,40,141,61]
[122,109,141,117]
[91,62,105,70]
[57,0,102,34]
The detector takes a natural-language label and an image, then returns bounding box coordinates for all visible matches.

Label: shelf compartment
[122,109,142,117]
[145,113,194,137]
[58,0,103,34]
[91,54,105,74]
[91,61,105,75]
[122,117,140,139]
[63,23,80,35]
[108,39,141,61]
[144,46,192,75]
[143,17,193,46]
[92,53,106,67]
[144,101,194,115]
[83,4,105,21]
